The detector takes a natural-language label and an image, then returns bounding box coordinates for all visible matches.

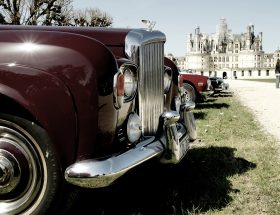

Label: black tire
[0,114,76,215]
[183,83,197,102]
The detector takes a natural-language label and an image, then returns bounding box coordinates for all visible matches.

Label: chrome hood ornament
[141,19,156,31]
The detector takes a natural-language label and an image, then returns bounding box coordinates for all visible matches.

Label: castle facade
[177,18,280,79]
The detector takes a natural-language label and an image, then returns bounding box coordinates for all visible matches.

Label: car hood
[0,25,131,48]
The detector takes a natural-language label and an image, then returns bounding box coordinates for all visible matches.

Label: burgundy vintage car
[180,69,213,102]
[0,25,197,214]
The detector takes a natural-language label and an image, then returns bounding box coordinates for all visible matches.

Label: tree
[0,0,73,25]
[72,8,112,27]
[0,1,113,27]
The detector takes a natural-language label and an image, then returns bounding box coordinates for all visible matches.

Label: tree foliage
[0,0,113,27]
[72,8,112,27]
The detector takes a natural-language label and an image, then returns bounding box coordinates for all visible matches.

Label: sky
[72,0,280,57]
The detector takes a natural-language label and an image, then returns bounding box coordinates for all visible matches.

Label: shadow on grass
[194,111,207,120]
[70,146,256,215]
[195,102,230,110]
[204,98,217,103]
[213,91,234,98]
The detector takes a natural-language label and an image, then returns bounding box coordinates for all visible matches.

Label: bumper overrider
[65,101,195,188]
[201,89,214,99]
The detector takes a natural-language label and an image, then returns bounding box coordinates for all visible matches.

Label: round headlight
[164,68,172,93]
[124,68,137,101]
[126,113,142,143]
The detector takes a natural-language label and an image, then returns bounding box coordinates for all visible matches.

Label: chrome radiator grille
[139,42,164,135]
[125,29,166,136]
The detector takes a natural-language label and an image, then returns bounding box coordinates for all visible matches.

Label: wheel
[0,114,75,215]
[183,83,196,102]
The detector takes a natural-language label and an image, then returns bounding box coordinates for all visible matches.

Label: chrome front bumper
[65,101,195,188]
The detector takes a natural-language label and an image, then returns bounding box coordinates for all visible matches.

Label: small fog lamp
[126,113,142,143]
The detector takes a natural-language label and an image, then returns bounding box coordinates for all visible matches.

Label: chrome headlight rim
[124,68,137,101]
[119,63,138,102]
[164,66,172,94]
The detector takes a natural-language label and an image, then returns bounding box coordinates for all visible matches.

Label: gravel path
[225,79,280,142]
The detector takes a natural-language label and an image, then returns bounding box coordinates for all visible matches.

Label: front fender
[0,29,120,163]
[0,64,76,166]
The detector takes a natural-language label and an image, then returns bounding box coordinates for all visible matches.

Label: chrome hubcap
[0,124,45,215]
[0,149,21,194]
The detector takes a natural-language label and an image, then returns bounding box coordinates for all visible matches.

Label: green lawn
[70,92,280,215]
[189,92,280,215]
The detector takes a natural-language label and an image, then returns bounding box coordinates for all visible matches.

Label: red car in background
[180,69,213,103]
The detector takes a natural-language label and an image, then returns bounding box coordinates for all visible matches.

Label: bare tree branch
[72,8,112,27]
[0,1,113,27]
[0,0,72,25]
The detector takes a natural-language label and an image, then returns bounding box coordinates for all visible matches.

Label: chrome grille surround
[125,29,166,135]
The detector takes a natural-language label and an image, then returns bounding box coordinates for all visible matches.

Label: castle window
[249,70,252,76]
[266,70,269,76]
[242,70,244,76]
[258,70,261,76]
